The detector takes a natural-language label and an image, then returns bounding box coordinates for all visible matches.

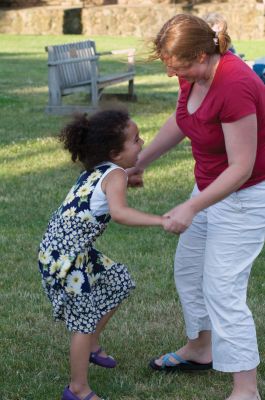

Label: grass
[0,34,264,400]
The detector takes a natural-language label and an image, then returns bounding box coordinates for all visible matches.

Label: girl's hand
[163,201,196,234]
[126,166,144,187]
[162,215,172,232]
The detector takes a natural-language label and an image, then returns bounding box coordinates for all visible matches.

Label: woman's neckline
[186,53,222,116]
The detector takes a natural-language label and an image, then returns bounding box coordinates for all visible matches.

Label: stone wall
[0,0,264,39]
[0,0,83,7]
[0,0,182,6]
[0,7,64,35]
[82,5,183,37]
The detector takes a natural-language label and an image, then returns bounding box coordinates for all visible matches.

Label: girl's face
[162,54,208,83]
[113,119,144,169]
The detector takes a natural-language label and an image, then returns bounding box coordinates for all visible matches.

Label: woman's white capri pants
[174,181,265,372]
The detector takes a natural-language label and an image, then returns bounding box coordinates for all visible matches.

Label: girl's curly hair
[59,108,130,170]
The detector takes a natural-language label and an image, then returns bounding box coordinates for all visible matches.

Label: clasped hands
[127,167,196,234]
[162,201,195,234]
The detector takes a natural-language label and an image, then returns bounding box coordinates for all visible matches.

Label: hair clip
[213,31,219,46]
[213,37,219,46]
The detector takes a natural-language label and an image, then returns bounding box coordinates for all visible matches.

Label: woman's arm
[127,112,185,186]
[137,112,185,170]
[164,113,258,233]
[103,169,163,226]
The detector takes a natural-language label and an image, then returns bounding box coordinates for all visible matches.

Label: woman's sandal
[149,352,212,372]
[89,347,117,368]
[61,387,98,400]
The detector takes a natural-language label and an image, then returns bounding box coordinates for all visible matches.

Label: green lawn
[0,34,264,400]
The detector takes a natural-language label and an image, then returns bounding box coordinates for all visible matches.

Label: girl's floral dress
[38,164,135,333]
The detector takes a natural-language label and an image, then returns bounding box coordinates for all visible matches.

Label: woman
[129,14,265,400]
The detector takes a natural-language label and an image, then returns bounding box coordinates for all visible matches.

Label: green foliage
[0,34,264,400]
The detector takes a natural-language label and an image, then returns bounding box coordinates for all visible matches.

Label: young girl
[38,108,165,400]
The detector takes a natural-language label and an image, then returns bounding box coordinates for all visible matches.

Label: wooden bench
[45,40,136,114]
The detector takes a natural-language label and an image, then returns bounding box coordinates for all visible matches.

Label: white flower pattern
[66,270,85,294]
[75,253,85,269]
[76,183,92,198]
[63,207,76,218]
[39,249,52,265]
[98,254,115,270]
[78,210,96,223]
[63,191,75,206]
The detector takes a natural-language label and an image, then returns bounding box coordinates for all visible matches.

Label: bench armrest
[48,55,99,66]
[98,48,135,56]
[97,48,135,71]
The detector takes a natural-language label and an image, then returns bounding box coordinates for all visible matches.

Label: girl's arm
[103,168,163,226]
[164,113,257,233]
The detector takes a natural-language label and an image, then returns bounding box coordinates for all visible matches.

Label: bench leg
[46,66,62,111]
[128,79,134,99]
[48,88,62,107]
[91,80,99,108]
[46,87,62,113]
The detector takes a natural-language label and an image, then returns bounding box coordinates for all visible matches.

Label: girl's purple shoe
[89,347,117,368]
[61,387,96,400]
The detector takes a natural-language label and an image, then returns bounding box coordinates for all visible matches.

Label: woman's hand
[163,201,196,234]
[126,166,144,187]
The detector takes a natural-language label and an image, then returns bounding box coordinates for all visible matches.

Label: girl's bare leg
[69,332,100,400]
[90,307,118,355]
